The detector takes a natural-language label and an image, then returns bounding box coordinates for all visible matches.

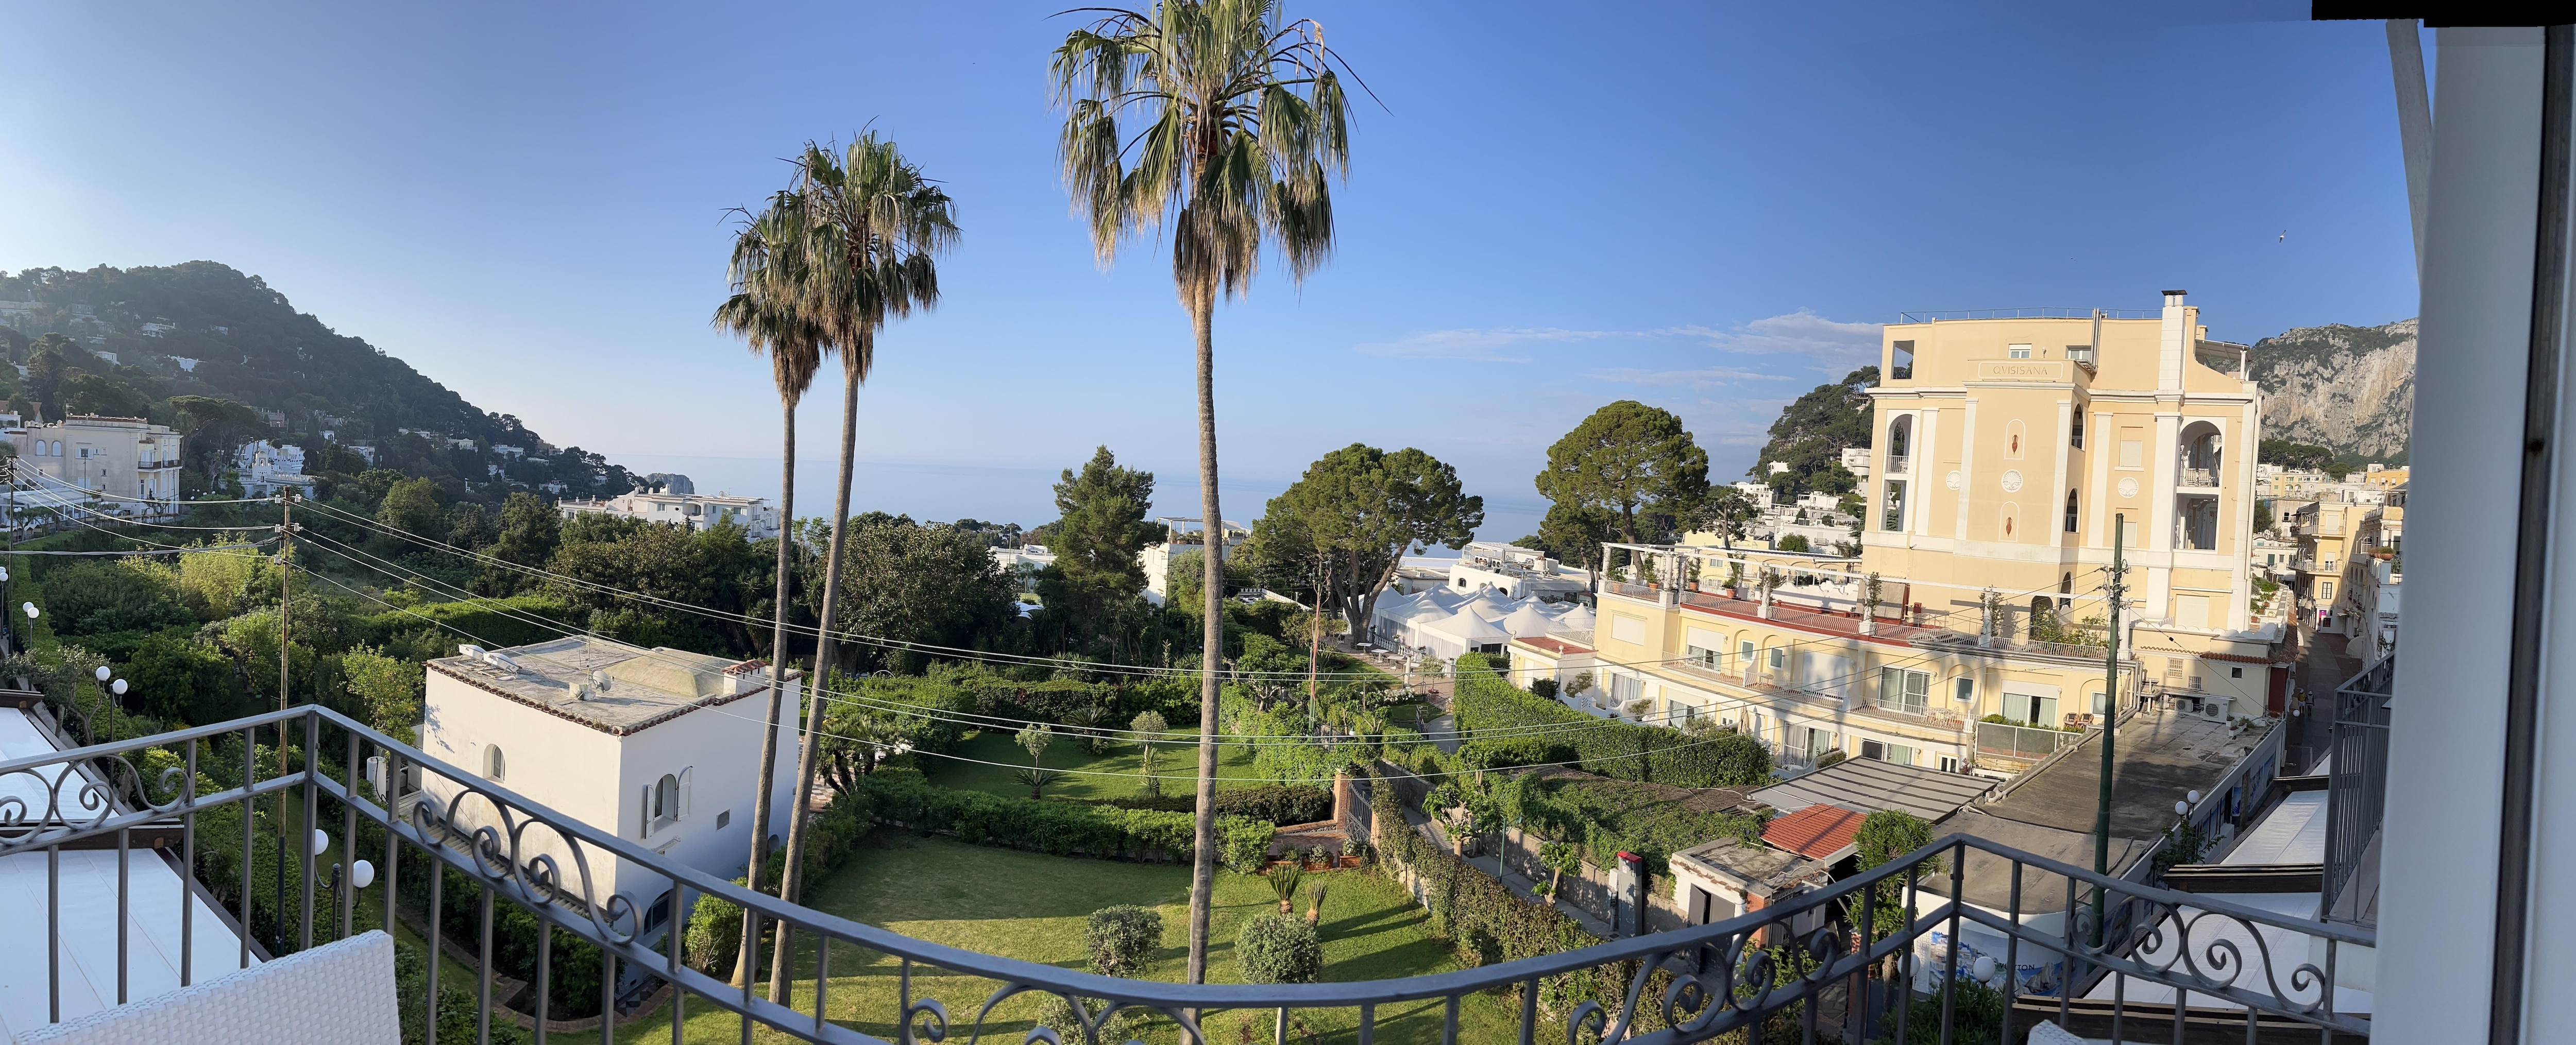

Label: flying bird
[2279,230,2287,242]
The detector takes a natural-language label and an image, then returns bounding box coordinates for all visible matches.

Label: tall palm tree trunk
[735,397,799,990]
[1186,287,1224,986]
[770,347,863,1001]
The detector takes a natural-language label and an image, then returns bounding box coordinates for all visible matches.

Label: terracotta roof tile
[1762,803,1868,860]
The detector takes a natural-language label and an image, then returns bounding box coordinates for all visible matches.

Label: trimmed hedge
[1090,784,1332,825]
[859,770,1276,869]
[1367,770,1661,1027]
[1450,655,1770,787]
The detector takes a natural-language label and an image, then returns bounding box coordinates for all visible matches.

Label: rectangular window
[1861,740,1885,761]
[1890,340,1915,380]
[1883,480,1907,531]
[1685,644,1722,671]
[2008,344,2033,359]
[1954,677,1975,703]
[1768,646,1786,672]
[2321,581,2335,599]
[1739,641,1755,671]
[1939,755,1961,773]
[1878,667,1929,715]
[2071,413,2085,449]
[1887,743,1917,765]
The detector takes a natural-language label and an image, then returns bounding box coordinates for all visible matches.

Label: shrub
[1220,816,1277,873]
[1529,677,1560,699]
[682,881,747,974]
[1234,912,1321,985]
[1449,655,1767,787]
[1083,905,1164,978]
[857,772,1247,863]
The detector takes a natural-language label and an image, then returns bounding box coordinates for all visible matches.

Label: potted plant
[1267,863,1303,914]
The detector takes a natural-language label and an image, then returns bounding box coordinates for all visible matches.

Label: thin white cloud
[1589,365,1788,389]
[1350,327,1620,362]
[1664,309,1884,363]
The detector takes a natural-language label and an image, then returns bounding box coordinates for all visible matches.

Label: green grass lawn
[617,834,1518,1045]
[921,728,1267,802]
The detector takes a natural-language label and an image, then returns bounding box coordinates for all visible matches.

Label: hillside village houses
[5,412,184,524]
[1512,292,2291,779]
[558,488,781,540]
[233,438,317,498]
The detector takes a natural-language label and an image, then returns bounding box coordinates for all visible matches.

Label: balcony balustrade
[0,703,2374,1042]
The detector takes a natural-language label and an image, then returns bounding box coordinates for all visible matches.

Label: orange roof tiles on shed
[1762,803,1868,860]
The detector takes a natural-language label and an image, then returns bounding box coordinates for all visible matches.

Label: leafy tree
[1035,446,1161,642]
[343,647,425,745]
[1517,501,1618,575]
[125,633,241,726]
[802,514,1024,674]
[1534,401,1711,546]
[377,477,443,537]
[41,559,196,636]
[1854,809,1941,976]
[1245,443,1482,638]
[61,371,151,418]
[1750,367,1876,496]
[1777,534,1810,553]
[2251,499,2275,535]
[479,491,561,593]
[1053,0,1359,987]
[549,517,766,656]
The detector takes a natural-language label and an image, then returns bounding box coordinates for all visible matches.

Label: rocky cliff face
[2251,318,2415,460]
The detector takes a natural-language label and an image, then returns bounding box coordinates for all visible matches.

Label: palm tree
[768,133,957,1002]
[1052,0,1359,984]
[711,191,825,991]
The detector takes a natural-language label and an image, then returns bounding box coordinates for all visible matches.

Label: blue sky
[0,2,2418,539]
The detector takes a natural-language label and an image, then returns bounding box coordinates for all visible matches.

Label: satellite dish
[591,670,611,691]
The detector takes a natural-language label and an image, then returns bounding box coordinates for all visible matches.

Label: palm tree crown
[796,134,959,381]
[1052,0,1359,300]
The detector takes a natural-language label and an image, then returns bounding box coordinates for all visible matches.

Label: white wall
[420,672,801,915]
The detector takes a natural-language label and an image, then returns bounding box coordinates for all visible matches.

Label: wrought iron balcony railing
[1,704,2374,1043]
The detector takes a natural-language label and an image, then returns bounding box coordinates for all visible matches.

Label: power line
[294,560,1755,785]
[295,534,1827,748]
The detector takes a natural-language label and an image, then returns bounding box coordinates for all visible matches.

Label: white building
[10,414,183,520]
[992,544,1057,590]
[418,638,799,943]
[234,439,317,499]
[1438,541,1591,602]
[558,489,781,540]
[1140,517,1247,606]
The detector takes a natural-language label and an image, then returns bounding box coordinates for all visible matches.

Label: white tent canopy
[1496,601,1559,639]
[1418,609,1511,659]
[1552,603,1598,632]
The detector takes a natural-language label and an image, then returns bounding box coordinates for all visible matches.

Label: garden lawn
[922,728,1266,802]
[618,834,1518,1045]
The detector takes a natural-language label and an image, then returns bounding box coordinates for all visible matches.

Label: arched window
[644,888,676,932]
[654,773,679,821]
[484,744,505,782]
[2064,490,2080,533]
[1886,416,1913,473]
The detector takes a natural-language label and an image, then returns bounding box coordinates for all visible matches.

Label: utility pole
[1307,559,1329,703]
[2091,514,2127,946]
[274,488,295,953]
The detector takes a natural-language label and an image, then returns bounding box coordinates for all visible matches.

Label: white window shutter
[640,784,653,836]
[678,767,693,820]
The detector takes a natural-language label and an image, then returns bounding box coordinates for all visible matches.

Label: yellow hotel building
[1513,292,2289,778]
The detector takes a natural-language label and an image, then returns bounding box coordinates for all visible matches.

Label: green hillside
[0,262,635,502]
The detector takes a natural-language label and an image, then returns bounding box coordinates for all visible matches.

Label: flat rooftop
[427,636,776,736]
[1980,707,2276,841]
[1673,837,1818,894]
[1749,757,1995,824]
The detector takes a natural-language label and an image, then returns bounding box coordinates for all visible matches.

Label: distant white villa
[559,489,779,540]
